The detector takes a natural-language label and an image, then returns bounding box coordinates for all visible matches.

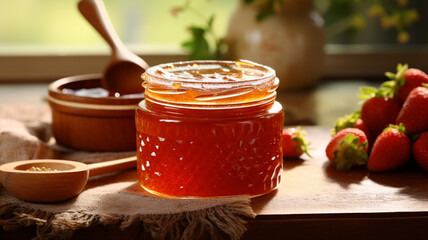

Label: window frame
[1,44,428,82]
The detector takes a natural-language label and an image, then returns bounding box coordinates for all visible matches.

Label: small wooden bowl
[0,160,89,202]
[0,156,136,202]
[48,74,144,151]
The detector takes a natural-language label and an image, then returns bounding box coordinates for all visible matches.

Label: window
[1,0,428,82]
[0,0,234,49]
[0,0,235,81]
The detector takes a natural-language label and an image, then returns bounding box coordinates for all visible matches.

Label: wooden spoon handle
[78,0,125,52]
[88,156,137,177]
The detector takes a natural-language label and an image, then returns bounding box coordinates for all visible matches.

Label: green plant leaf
[174,1,225,60]
[182,26,211,60]
[256,10,275,22]
[207,15,214,29]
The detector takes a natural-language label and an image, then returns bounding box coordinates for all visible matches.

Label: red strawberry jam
[135,60,284,198]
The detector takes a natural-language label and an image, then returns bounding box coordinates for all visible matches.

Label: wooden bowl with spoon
[48,0,148,151]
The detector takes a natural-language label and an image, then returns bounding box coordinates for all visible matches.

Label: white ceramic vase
[226,0,325,91]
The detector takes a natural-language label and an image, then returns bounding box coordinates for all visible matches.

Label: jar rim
[142,60,278,105]
[143,60,276,85]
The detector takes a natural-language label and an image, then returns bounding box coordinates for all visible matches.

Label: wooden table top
[2,82,428,239]
[2,126,427,240]
[245,126,428,240]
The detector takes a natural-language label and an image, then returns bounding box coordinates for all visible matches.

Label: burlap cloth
[0,104,256,240]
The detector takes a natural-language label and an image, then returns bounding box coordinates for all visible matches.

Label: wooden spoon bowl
[78,0,149,94]
[0,156,136,203]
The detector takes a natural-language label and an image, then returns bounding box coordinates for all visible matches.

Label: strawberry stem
[292,126,312,158]
[385,63,409,95]
[383,123,406,133]
[359,63,409,101]
[332,111,361,136]
[334,134,368,171]
[386,63,408,87]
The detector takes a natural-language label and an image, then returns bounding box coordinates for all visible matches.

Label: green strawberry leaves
[383,123,406,133]
[334,134,368,171]
[359,63,409,100]
[292,126,312,158]
[332,111,361,136]
[386,63,408,86]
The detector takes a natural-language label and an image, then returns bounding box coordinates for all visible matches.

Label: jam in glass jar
[135,60,284,198]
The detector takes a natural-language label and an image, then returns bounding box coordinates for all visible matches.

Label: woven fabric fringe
[0,198,255,240]
[0,105,257,239]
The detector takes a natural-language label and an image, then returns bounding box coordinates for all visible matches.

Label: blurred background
[0,0,233,51]
[1,1,427,48]
[1,0,428,83]
[1,0,428,125]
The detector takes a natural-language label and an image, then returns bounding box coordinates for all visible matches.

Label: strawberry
[332,111,372,144]
[367,124,411,172]
[359,76,402,139]
[282,127,311,159]
[386,64,428,104]
[361,96,401,138]
[413,131,428,171]
[325,128,368,170]
[396,86,428,134]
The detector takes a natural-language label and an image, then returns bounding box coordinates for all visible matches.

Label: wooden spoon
[78,0,149,94]
[0,156,136,203]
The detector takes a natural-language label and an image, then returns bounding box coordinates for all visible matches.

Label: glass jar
[135,60,284,198]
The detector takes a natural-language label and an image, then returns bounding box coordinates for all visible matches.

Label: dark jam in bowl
[62,87,144,98]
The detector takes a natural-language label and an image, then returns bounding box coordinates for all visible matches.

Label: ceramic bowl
[48,74,143,151]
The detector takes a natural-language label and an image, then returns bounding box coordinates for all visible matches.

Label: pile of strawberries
[326,64,428,172]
